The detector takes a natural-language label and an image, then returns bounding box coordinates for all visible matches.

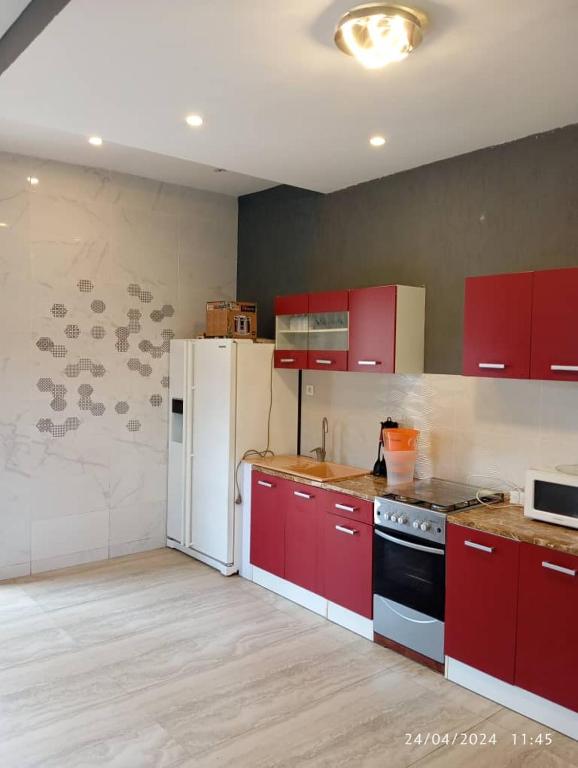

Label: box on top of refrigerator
[205,301,257,339]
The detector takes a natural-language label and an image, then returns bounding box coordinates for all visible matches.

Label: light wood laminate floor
[1,548,577,767]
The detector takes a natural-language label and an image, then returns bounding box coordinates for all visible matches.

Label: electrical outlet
[305,384,315,396]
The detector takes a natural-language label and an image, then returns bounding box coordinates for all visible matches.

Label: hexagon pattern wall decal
[65,324,80,339]
[36,337,68,358]
[77,384,105,415]
[127,284,153,303]
[51,303,68,318]
[127,358,152,376]
[64,359,106,378]
[37,378,68,411]
[36,416,80,438]
[37,278,171,436]
[91,299,106,313]
[91,325,106,340]
[150,305,174,322]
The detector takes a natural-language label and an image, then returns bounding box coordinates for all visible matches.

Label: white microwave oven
[524,469,578,530]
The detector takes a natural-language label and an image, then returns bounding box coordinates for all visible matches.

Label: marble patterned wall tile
[0,151,238,579]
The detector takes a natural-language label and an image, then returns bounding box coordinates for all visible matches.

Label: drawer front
[318,489,373,525]
[274,350,307,369]
[307,350,348,371]
[515,542,578,711]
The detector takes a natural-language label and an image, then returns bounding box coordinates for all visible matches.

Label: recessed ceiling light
[335,4,427,69]
[185,114,203,127]
[0,222,8,228]
[88,136,103,146]
[369,135,387,147]
[27,176,39,186]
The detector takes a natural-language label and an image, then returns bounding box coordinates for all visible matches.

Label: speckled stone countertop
[448,505,578,557]
[248,461,389,502]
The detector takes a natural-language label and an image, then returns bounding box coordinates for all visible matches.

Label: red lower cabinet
[284,482,322,594]
[445,525,519,683]
[322,513,373,618]
[515,543,578,712]
[250,472,285,577]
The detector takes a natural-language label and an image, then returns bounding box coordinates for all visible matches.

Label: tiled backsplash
[0,152,237,579]
[302,371,578,491]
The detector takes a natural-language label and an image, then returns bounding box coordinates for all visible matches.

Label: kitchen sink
[251,455,367,482]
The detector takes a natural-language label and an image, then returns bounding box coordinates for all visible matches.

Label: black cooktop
[378,478,504,514]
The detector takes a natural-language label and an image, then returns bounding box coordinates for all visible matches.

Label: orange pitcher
[382,428,419,451]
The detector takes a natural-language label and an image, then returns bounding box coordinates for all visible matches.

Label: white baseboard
[446,657,578,741]
[0,562,30,581]
[327,601,373,640]
[252,567,327,617]
[167,540,238,576]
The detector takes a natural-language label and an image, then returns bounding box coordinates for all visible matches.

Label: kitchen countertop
[248,460,389,502]
[448,505,578,557]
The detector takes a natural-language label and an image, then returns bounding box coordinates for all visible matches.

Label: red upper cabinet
[307,290,349,372]
[463,272,533,379]
[445,525,520,683]
[515,543,578,712]
[348,285,425,374]
[283,482,322,594]
[274,293,309,369]
[250,471,286,577]
[531,268,578,381]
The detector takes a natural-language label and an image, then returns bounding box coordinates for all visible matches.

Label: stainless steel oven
[373,479,503,666]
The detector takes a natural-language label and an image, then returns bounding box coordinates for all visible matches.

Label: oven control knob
[382,512,390,521]
[397,515,407,525]
[420,521,431,532]
[412,520,421,529]
[390,514,397,523]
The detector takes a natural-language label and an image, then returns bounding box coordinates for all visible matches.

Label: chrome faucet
[310,417,329,462]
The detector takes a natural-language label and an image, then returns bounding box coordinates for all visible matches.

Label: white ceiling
[0,0,31,38]
[1,0,577,195]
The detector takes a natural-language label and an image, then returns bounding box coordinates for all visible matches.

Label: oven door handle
[375,529,445,555]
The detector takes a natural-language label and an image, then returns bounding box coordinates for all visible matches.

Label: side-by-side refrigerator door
[167,339,192,543]
[187,340,236,567]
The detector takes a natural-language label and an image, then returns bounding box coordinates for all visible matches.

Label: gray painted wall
[237,123,578,374]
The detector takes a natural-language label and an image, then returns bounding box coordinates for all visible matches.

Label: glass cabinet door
[275,313,309,351]
[308,310,349,351]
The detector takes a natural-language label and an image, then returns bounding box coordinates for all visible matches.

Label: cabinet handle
[257,480,274,488]
[357,360,380,366]
[335,503,358,513]
[542,561,576,577]
[335,524,358,535]
[464,540,494,554]
[550,365,578,372]
[294,491,313,500]
[315,359,334,365]
[478,363,506,370]
[280,357,295,363]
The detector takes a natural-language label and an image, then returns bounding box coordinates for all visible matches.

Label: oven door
[373,526,445,621]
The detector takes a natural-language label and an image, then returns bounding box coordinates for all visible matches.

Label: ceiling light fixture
[369,135,386,147]
[0,222,8,228]
[27,176,39,186]
[88,136,103,146]
[335,4,426,69]
[185,114,203,127]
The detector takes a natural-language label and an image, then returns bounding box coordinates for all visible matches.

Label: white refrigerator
[167,339,298,575]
